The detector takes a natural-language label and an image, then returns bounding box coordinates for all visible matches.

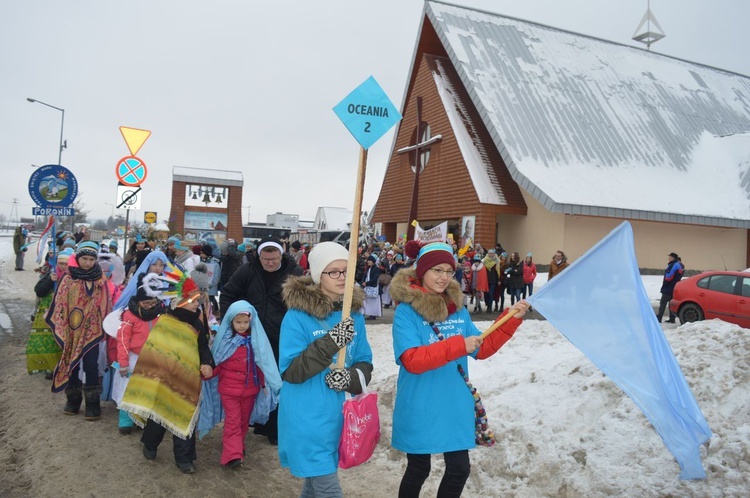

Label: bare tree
[58,195,90,232]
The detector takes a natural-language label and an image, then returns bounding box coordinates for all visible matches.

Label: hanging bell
[202,192,212,204]
[215,193,223,203]
[191,191,198,200]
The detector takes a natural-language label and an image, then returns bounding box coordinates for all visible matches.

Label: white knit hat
[308,242,349,284]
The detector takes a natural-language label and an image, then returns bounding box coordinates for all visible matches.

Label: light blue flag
[527,221,711,479]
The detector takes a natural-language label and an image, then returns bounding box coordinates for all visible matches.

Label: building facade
[372,2,750,270]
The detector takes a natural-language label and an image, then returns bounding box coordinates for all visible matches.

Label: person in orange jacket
[548,250,570,280]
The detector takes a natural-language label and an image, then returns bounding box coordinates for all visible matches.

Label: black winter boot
[63,385,83,415]
[83,385,102,421]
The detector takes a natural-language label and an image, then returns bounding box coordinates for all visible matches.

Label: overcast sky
[2,0,749,225]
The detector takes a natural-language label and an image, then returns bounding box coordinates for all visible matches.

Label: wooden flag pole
[336,146,368,368]
[478,308,518,340]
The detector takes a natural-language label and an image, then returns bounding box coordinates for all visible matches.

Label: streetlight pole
[27,97,66,268]
[26,98,65,165]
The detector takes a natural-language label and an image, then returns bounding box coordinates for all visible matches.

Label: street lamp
[105,202,116,218]
[26,98,66,165]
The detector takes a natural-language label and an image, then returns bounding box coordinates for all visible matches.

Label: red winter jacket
[522,262,537,284]
[212,340,264,398]
[116,310,157,368]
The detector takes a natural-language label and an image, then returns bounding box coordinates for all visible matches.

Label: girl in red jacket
[208,301,282,468]
[522,252,538,299]
[112,273,167,434]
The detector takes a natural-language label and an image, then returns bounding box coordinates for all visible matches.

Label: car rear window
[707,275,737,295]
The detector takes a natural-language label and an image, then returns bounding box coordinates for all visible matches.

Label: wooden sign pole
[478,308,519,340]
[336,146,368,368]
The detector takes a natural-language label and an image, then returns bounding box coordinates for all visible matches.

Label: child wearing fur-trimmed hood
[278,242,373,496]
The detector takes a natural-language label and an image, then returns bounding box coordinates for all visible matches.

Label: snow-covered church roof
[421,1,750,227]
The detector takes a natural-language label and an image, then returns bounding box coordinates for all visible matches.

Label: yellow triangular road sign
[119,126,152,156]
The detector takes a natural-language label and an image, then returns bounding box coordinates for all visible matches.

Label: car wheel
[679,303,704,324]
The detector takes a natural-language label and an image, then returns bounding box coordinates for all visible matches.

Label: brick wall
[169,181,243,242]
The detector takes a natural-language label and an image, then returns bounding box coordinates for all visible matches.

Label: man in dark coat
[13,226,27,271]
[219,237,302,445]
[219,239,243,289]
[656,252,684,323]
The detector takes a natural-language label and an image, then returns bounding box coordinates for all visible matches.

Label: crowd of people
[23,229,543,497]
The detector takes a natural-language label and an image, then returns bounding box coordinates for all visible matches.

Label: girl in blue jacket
[279,242,373,498]
[390,241,529,497]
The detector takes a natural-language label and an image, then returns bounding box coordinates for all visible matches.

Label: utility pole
[9,198,19,230]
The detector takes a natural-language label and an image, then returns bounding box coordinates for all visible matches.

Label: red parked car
[670,270,750,328]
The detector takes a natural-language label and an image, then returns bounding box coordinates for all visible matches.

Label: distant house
[151,221,170,241]
[313,207,352,231]
[372,1,750,270]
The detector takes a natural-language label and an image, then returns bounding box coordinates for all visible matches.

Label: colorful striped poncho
[47,274,111,392]
[119,313,202,439]
[27,294,62,373]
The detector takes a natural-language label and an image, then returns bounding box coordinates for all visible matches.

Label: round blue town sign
[28,164,79,209]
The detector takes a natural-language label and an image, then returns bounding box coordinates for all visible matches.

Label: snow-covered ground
[2,238,748,496]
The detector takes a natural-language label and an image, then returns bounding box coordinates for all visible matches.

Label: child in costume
[390,241,529,497]
[115,251,168,310]
[47,241,113,420]
[98,252,126,305]
[26,248,72,375]
[107,251,169,334]
[112,273,167,435]
[98,251,126,399]
[278,242,373,497]
[201,300,282,468]
[119,274,215,474]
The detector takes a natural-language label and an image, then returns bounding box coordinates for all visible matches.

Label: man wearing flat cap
[656,252,684,323]
[219,236,302,445]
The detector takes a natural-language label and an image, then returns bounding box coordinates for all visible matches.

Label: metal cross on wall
[396,96,442,240]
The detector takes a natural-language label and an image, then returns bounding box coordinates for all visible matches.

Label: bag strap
[354,368,368,395]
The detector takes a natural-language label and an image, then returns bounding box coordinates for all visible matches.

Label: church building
[371,1,750,270]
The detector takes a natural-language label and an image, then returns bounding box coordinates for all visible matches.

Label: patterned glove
[327,317,355,349]
[324,368,352,392]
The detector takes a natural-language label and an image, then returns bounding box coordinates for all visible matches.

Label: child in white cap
[278,242,373,497]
